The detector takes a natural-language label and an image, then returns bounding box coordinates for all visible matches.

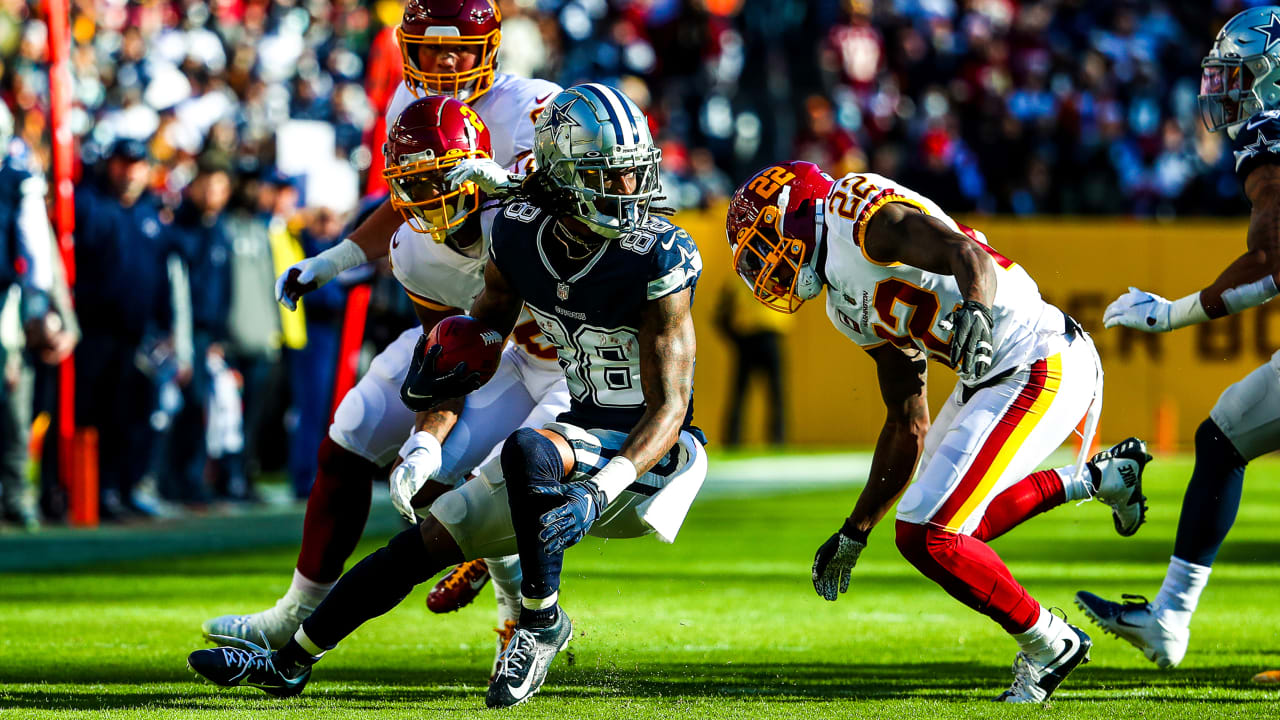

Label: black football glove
[399,334,486,412]
[941,300,994,381]
[811,520,868,601]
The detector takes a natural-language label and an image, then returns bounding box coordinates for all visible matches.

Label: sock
[973,470,1065,542]
[500,429,570,603]
[487,554,523,625]
[286,569,334,610]
[1012,606,1072,664]
[1171,419,1247,567]
[299,526,444,649]
[1062,464,1094,501]
[1153,555,1211,627]
[295,436,380,583]
[275,627,325,674]
[520,591,559,629]
[895,520,1040,634]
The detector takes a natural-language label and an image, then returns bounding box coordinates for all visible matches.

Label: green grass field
[4,454,1280,718]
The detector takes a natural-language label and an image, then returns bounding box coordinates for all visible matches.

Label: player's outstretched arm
[275,200,403,310]
[812,344,929,600]
[1105,165,1280,332]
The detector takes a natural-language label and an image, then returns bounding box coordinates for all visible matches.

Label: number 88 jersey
[821,173,1064,383]
[489,201,702,431]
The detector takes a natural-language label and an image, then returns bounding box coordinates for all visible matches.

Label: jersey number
[748,166,796,201]
[527,308,643,408]
[871,278,954,361]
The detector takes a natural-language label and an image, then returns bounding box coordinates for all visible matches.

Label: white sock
[1153,555,1211,626]
[287,569,334,609]
[1058,466,1093,502]
[1012,606,1072,664]
[487,554,523,624]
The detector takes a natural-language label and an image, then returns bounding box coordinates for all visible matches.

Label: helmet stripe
[580,83,634,146]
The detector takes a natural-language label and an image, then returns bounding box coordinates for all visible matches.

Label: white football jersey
[821,173,1067,383]
[390,208,559,367]
[385,73,562,172]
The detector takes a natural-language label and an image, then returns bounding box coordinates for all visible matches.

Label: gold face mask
[383,148,488,242]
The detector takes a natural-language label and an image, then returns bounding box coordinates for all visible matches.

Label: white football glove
[444,158,524,195]
[1103,287,1172,332]
[274,239,367,311]
[389,432,443,522]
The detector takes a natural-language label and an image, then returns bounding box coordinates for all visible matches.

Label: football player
[201,0,563,660]
[1075,7,1280,680]
[188,83,708,709]
[726,162,1152,702]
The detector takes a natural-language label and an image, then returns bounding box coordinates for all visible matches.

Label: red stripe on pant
[895,519,1041,634]
[930,359,1049,530]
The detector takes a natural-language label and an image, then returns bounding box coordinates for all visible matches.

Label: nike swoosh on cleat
[470,575,489,591]
[1045,638,1075,672]
[1115,616,1145,628]
[506,666,537,699]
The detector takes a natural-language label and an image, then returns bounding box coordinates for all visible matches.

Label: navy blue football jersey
[490,202,701,432]
[1234,110,1280,183]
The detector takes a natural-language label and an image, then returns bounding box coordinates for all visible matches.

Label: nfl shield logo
[557,282,570,300]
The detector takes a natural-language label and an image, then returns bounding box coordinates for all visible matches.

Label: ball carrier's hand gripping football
[812,519,868,601]
[399,316,504,413]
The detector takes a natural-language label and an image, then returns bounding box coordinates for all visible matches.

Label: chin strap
[795,198,825,301]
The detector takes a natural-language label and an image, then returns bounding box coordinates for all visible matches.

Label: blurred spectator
[0,105,69,530]
[714,283,792,448]
[72,138,175,521]
[164,158,248,503]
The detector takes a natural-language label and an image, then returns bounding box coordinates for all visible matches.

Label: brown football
[426,315,504,385]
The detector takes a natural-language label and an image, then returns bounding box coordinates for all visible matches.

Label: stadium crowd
[0,0,1260,527]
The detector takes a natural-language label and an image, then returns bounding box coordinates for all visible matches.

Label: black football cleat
[188,634,311,698]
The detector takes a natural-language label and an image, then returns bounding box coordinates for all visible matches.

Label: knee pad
[1196,418,1247,469]
[500,428,564,495]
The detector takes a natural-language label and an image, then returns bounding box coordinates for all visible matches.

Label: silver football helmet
[1200,6,1280,137]
[532,83,662,238]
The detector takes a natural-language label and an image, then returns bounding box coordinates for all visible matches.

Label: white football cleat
[1087,437,1152,537]
[201,593,319,650]
[1074,592,1189,669]
[996,624,1092,703]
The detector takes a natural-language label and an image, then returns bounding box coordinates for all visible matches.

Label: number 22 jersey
[489,202,702,431]
[820,173,1069,383]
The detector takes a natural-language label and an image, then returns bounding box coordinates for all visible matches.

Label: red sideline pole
[328,284,370,423]
[45,0,90,525]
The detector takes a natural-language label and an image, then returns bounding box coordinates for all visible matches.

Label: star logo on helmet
[544,98,580,137]
[1253,11,1280,53]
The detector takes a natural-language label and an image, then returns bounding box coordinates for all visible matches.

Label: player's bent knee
[1195,418,1247,471]
[317,435,380,481]
[895,520,958,567]
[500,428,564,494]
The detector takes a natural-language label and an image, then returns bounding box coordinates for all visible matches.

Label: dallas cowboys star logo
[1234,128,1280,171]
[1253,11,1280,53]
[543,98,580,138]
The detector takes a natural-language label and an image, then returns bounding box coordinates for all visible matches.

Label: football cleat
[202,594,318,650]
[1074,592,1189,669]
[490,618,519,682]
[426,559,490,613]
[1087,437,1152,537]
[485,610,573,709]
[996,624,1092,703]
[187,634,311,698]
[1253,670,1280,685]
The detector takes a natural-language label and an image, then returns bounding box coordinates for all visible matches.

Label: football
[425,315,505,386]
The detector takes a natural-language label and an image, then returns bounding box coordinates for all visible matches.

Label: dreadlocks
[488,168,676,222]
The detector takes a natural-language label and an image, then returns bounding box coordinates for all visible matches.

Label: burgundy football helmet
[397,0,502,102]
[726,161,835,313]
[383,96,492,241]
